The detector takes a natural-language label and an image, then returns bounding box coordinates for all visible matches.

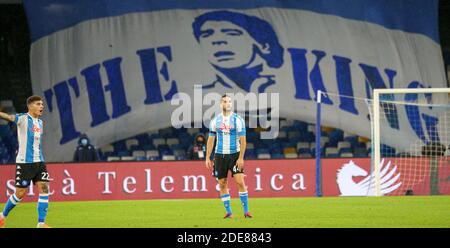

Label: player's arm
[236,136,246,170]
[0,110,15,122]
[236,116,246,170]
[205,135,215,169]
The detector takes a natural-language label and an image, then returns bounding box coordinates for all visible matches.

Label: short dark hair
[192,10,284,68]
[222,94,231,99]
[27,95,43,105]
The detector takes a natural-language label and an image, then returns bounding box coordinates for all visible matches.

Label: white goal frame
[372,88,450,196]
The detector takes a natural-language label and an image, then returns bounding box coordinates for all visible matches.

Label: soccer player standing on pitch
[205,94,252,219]
[0,96,50,228]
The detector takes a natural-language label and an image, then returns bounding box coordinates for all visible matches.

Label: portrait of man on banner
[192,10,284,93]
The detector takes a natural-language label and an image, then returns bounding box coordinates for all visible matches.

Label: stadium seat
[102,151,116,159]
[287,131,301,140]
[338,141,351,150]
[121,156,135,161]
[279,119,289,129]
[101,145,114,153]
[176,154,187,160]
[325,147,339,158]
[257,153,271,159]
[166,138,179,146]
[152,138,166,147]
[296,142,309,150]
[288,136,302,143]
[244,149,256,159]
[146,150,160,160]
[351,142,366,149]
[117,150,130,157]
[270,147,282,155]
[271,153,284,159]
[246,142,254,149]
[283,147,296,155]
[107,156,120,162]
[149,133,162,139]
[158,144,172,153]
[343,132,358,145]
[187,128,200,136]
[292,120,307,131]
[136,156,147,161]
[358,136,370,143]
[354,147,368,157]
[339,147,353,154]
[173,149,186,157]
[256,148,269,154]
[340,152,354,158]
[303,132,315,142]
[162,155,176,161]
[135,133,151,146]
[170,143,184,151]
[307,124,315,133]
[284,153,298,159]
[148,156,160,161]
[130,144,143,151]
[247,132,259,141]
[381,144,396,157]
[142,144,156,150]
[328,129,343,143]
[297,147,311,156]
[321,126,334,133]
[278,131,287,139]
[132,150,146,158]
[125,138,139,150]
[280,141,294,149]
[320,136,330,147]
[298,152,312,158]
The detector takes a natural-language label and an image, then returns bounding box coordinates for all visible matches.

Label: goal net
[371,88,450,196]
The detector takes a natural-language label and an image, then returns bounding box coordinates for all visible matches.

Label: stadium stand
[0,99,373,164]
[92,119,372,162]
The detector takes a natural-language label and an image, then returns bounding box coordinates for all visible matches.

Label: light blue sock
[220,194,232,214]
[239,191,249,214]
[37,194,49,223]
[2,193,21,217]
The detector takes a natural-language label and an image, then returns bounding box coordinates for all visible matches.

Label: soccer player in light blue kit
[205,94,252,218]
[0,96,50,228]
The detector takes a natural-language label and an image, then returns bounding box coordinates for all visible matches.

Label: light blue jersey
[209,112,246,154]
[14,113,44,163]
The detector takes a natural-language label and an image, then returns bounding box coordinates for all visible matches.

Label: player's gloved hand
[205,158,213,170]
[236,158,244,171]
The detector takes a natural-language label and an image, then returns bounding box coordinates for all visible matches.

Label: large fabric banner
[23,0,446,162]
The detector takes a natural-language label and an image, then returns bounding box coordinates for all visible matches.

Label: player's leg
[215,155,233,218]
[0,187,27,228]
[218,178,233,217]
[231,153,251,218]
[34,162,50,228]
[233,173,252,218]
[36,181,50,228]
[0,163,30,227]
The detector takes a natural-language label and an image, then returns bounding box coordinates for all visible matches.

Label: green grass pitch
[1,196,449,228]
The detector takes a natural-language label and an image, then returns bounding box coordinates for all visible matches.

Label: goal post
[372,88,450,196]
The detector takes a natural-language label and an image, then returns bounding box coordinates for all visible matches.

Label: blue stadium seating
[271,153,284,159]
[0,117,375,163]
